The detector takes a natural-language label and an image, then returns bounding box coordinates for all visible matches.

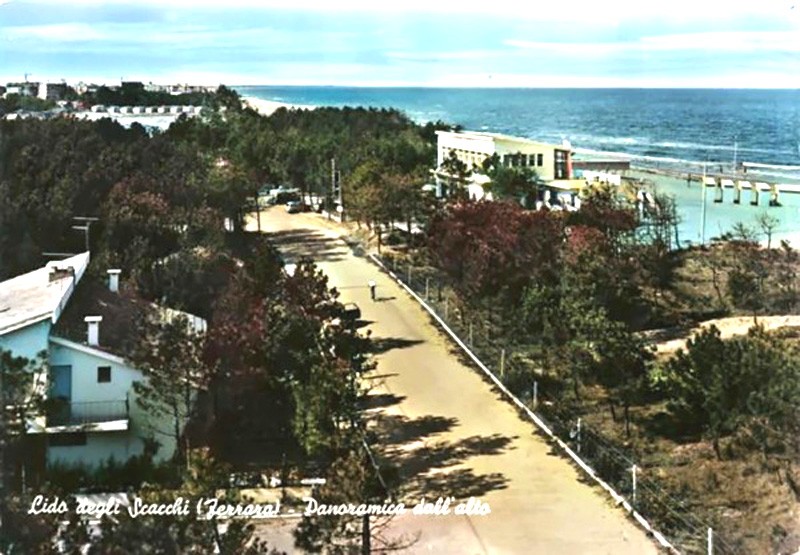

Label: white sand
[655,315,800,355]
[241,96,316,116]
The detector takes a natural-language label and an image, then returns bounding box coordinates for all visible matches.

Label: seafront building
[433,130,585,202]
[0,253,204,476]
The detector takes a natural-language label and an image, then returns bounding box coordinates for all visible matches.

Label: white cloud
[505,30,800,56]
[5,0,799,23]
[2,23,110,42]
[641,31,800,51]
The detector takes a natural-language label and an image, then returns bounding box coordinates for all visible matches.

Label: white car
[286,200,302,213]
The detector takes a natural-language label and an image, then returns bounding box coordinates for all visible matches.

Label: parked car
[286,200,302,213]
[340,302,361,325]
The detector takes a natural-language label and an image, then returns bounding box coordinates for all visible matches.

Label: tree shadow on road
[363,392,406,411]
[376,413,457,445]
[371,337,425,354]
[416,468,508,499]
[374,412,513,499]
[266,228,347,263]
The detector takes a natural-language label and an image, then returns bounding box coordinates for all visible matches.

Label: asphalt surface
[250,208,660,555]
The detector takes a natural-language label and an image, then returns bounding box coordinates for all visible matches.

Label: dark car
[341,302,361,324]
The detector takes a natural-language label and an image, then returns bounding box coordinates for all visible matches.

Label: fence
[371,252,740,555]
[47,399,129,426]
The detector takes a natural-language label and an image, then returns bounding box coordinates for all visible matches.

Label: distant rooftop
[436,129,570,150]
[0,252,91,336]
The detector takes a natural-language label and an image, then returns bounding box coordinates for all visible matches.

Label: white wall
[48,432,142,467]
[46,339,178,467]
[0,320,51,361]
[48,341,139,405]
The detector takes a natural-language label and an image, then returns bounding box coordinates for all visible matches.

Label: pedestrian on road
[368,280,376,301]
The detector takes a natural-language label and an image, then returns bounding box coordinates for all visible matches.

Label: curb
[367,252,678,554]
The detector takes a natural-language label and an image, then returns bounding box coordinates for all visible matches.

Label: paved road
[251,208,659,555]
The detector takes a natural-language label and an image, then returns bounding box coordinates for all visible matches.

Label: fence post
[469,322,474,346]
[407,265,412,284]
[444,297,449,319]
[425,278,430,300]
[631,464,637,507]
[708,527,713,555]
[393,256,397,272]
[571,417,581,453]
[532,381,538,410]
[500,348,506,378]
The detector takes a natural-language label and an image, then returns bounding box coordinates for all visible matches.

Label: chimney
[48,265,75,283]
[84,316,102,346]
[107,269,121,293]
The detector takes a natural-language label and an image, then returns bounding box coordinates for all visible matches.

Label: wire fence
[374,251,741,555]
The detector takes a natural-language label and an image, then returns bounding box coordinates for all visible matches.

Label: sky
[1,0,800,88]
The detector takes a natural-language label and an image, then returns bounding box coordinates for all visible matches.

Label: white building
[0,253,204,472]
[38,82,68,102]
[434,130,581,200]
[5,82,39,97]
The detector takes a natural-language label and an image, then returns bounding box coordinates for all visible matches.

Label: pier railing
[371,251,742,555]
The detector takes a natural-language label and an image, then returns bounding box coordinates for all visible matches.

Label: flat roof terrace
[0,252,90,336]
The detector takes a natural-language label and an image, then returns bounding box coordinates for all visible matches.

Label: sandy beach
[241,95,316,116]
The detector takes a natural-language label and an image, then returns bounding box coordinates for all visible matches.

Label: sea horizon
[237,85,800,247]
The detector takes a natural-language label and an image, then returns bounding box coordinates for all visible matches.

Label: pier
[704,176,797,207]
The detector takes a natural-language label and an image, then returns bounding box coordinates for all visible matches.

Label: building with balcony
[433,130,585,202]
[0,253,205,471]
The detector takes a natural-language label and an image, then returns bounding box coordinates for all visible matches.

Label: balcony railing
[46,398,129,427]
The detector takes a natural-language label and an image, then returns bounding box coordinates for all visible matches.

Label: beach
[241,96,315,116]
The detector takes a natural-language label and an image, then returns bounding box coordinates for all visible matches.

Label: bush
[45,453,179,493]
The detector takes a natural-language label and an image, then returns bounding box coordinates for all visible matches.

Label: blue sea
[237,86,800,245]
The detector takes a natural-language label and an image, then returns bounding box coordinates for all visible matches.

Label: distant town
[0,79,218,121]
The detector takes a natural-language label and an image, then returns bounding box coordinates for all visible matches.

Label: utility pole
[0,362,5,537]
[329,158,342,220]
[701,159,708,246]
[361,514,371,554]
[330,158,336,220]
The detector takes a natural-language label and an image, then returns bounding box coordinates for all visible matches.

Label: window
[49,433,87,447]
[97,366,111,383]
[537,153,544,167]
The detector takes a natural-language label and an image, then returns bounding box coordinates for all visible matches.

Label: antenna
[72,216,99,251]
[42,252,78,258]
